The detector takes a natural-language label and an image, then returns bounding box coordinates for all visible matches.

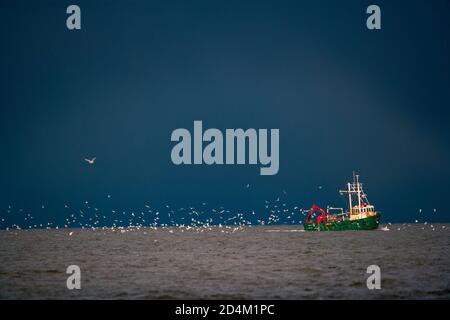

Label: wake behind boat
[304,173,381,231]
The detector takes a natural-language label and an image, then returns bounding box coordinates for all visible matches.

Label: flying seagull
[84,157,96,164]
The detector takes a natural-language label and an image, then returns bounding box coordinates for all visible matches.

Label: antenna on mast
[356,173,361,210]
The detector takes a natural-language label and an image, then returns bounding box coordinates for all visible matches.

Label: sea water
[0,224,449,299]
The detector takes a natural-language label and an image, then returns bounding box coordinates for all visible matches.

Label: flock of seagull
[0,194,443,234]
[0,193,316,232]
[0,157,444,233]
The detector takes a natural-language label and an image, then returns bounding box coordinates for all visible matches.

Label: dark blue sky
[1,0,450,226]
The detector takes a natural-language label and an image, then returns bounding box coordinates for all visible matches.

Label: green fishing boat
[304,173,381,231]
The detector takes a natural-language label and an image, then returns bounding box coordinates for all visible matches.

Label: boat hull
[303,213,381,231]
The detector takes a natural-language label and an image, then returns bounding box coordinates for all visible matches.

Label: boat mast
[347,182,352,214]
[356,174,361,210]
[341,172,366,215]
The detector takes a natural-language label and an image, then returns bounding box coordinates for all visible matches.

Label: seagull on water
[84,157,96,165]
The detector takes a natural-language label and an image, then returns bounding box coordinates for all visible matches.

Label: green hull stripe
[304,213,381,231]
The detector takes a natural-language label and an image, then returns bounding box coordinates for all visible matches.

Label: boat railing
[327,207,344,214]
